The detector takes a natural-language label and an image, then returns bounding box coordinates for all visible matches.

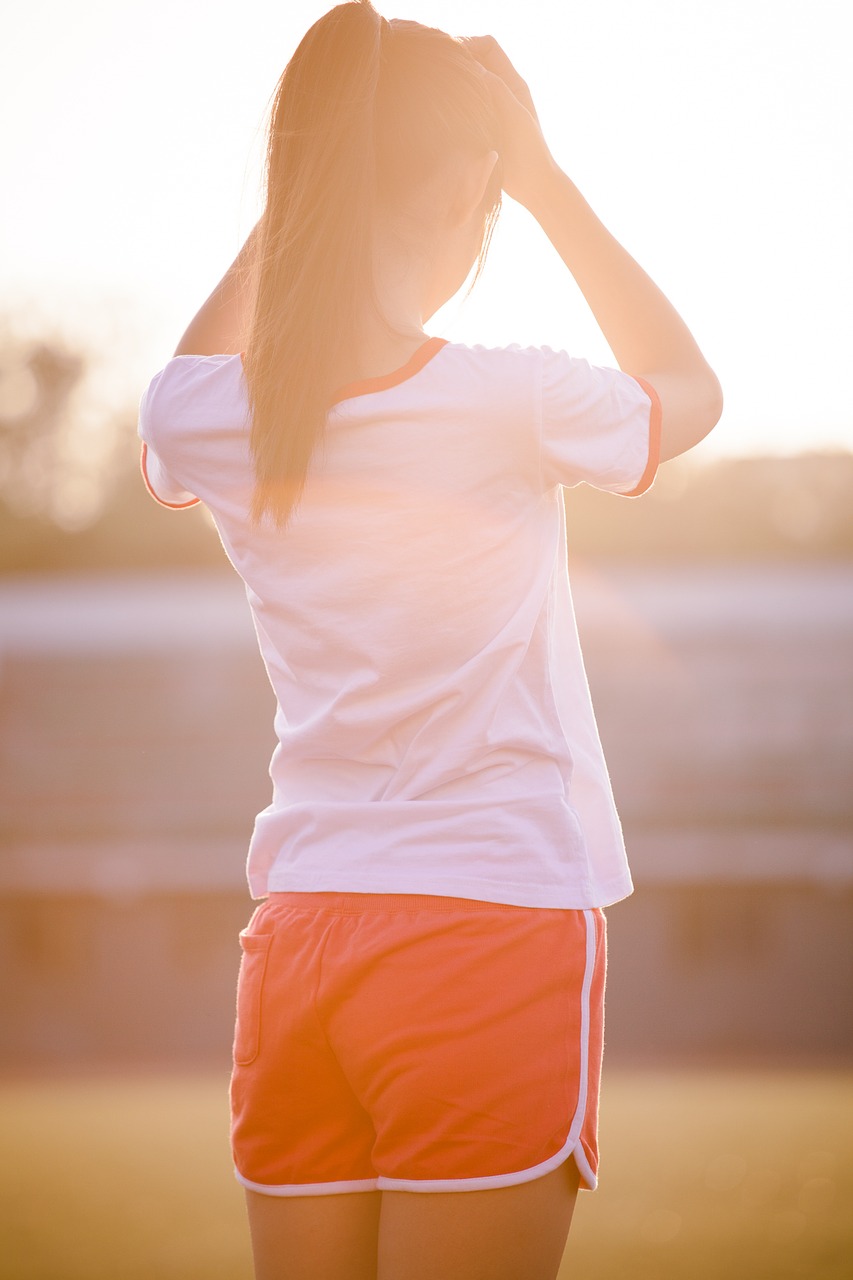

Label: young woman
[139,3,722,1277]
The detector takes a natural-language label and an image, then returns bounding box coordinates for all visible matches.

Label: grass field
[1,1068,851,1279]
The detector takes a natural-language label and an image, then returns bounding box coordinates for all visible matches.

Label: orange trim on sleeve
[621,377,662,497]
[140,442,200,510]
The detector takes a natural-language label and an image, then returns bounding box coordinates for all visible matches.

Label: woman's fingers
[459,33,556,209]
[482,80,555,207]
[481,66,534,127]
[459,34,540,123]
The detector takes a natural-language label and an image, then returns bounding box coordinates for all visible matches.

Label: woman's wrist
[520,161,585,231]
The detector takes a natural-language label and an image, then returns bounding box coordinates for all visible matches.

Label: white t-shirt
[139,337,660,908]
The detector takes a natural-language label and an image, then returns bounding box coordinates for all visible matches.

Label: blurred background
[1,1,851,1277]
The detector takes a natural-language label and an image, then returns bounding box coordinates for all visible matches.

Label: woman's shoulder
[440,340,641,406]
[436,340,592,391]
[441,339,562,365]
[429,339,571,392]
[139,352,248,450]
[145,351,244,394]
[142,352,245,412]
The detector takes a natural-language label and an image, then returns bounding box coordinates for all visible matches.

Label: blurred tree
[0,330,120,532]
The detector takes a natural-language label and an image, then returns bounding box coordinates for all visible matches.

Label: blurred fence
[1,564,851,1067]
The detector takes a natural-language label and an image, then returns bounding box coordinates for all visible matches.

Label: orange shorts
[230,892,606,1196]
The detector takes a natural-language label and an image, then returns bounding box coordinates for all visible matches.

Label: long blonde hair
[243,0,501,527]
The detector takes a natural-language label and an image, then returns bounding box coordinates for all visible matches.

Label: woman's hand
[460,36,557,209]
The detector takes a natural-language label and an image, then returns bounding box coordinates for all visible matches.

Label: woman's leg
[377,1157,581,1280]
[245,1188,382,1280]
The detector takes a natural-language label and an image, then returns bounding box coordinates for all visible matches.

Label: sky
[2,0,851,459]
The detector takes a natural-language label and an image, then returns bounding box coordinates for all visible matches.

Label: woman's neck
[334,207,476,385]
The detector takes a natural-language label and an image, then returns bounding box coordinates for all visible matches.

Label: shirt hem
[254,870,634,911]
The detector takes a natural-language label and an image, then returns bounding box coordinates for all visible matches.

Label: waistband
[265,891,540,914]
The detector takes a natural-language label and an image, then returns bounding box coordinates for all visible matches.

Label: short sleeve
[138,371,200,509]
[538,347,661,496]
[139,441,199,509]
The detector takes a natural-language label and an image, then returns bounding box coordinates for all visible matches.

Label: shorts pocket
[233,928,274,1067]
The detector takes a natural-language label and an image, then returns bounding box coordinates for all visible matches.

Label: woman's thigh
[377,1158,581,1280]
[244,1159,579,1280]
[245,1188,381,1280]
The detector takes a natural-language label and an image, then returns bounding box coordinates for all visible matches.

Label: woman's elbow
[687,368,724,450]
[704,368,724,435]
[655,366,724,463]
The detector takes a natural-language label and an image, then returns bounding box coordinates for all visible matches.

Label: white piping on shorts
[235,907,598,1197]
[376,907,598,1194]
[237,1173,380,1197]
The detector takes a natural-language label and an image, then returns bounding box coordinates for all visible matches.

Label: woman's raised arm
[467,36,723,462]
[173,221,261,358]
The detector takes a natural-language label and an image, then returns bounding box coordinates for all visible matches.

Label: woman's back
[140,336,656,904]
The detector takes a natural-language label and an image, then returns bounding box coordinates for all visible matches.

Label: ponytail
[244,1,500,527]
[245,0,382,526]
